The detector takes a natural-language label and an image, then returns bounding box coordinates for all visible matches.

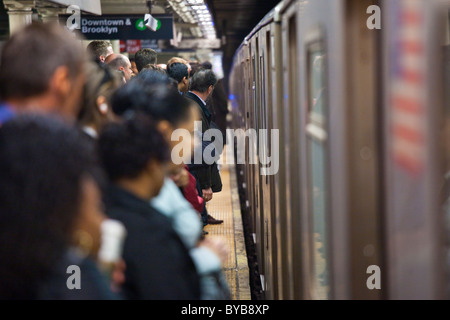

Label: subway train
[228,0,450,299]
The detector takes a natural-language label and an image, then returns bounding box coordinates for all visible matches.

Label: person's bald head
[104,53,119,64]
[106,54,133,81]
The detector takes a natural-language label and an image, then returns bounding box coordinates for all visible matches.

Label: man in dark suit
[200,62,229,143]
[185,70,223,225]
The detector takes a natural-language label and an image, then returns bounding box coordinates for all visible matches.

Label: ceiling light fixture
[168,0,217,39]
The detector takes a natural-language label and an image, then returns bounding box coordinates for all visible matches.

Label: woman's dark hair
[0,114,98,299]
[189,62,201,78]
[201,61,212,70]
[132,68,170,87]
[98,114,170,181]
[111,80,195,126]
[167,62,189,83]
[141,64,167,75]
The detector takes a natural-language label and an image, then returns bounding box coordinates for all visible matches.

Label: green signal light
[156,19,162,31]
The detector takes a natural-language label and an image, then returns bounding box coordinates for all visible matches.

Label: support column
[36,7,65,24]
[4,0,35,35]
[111,40,121,55]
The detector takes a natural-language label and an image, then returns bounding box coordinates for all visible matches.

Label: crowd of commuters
[0,23,230,300]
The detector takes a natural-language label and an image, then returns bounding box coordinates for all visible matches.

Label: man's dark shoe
[207,214,223,225]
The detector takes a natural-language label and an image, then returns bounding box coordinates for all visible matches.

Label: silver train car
[229,0,450,299]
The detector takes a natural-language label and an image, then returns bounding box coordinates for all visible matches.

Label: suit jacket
[104,185,201,300]
[206,79,229,140]
[185,92,222,193]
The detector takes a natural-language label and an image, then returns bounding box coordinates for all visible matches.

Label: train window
[305,31,330,300]
[266,30,272,185]
[308,41,326,126]
[260,53,269,185]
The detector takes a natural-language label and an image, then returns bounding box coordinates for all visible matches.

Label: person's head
[0,22,86,119]
[104,53,119,64]
[131,69,175,91]
[167,62,190,93]
[141,64,167,75]
[201,61,213,70]
[77,62,123,134]
[129,57,139,75]
[189,69,218,100]
[168,57,189,66]
[167,57,190,74]
[188,61,201,78]
[0,115,105,298]
[98,114,169,199]
[86,40,114,64]
[134,48,158,72]
[107,55,133,82]
[111,82,200,172]
[116,70,127,85]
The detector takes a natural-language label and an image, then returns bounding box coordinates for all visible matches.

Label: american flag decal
[390,0,426,175]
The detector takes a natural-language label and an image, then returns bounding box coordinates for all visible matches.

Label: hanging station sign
[62,14,174,40]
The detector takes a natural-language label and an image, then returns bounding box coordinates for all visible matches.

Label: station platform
[204,153,251,300]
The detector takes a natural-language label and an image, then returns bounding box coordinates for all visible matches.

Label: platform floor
[204,159,251,300]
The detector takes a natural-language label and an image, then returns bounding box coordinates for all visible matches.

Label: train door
[382,0,450,299]
[298,0,385,300]
[266,20,281,300]
[248,40,256,242]
[270,4,286,299]
[258,25,276,299]
[250,34,265,287]
[238,52,247,199]
[444,6,450,300]
[299,17,333,300]
[343,0,383,299]
[297,0,348,300]
[280,0,301,300]
[243,43,254,236]
[234,49,248,213]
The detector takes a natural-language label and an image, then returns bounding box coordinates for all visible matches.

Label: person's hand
[199,237,229,264]
[110,259,126,293]
[202,188,213,202]
[172,168,189,188]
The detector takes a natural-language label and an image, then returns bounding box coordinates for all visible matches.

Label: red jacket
[182,165,204,214]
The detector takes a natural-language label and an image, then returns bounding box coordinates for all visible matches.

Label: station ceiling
[205,0,279,79]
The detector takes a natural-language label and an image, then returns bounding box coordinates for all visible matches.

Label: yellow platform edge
[204,145,251,300]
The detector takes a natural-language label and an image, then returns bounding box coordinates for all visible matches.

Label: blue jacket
[151,178,230,299]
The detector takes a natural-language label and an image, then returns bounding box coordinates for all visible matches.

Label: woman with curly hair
[0,114,119,299]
